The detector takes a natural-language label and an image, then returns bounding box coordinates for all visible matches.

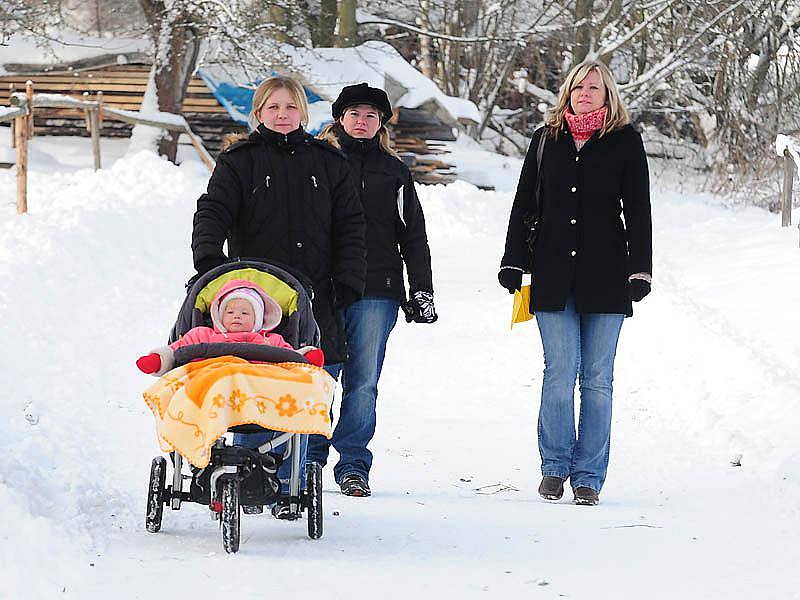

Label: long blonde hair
[317,122,399,158]
[248,76,310,130]
[545,61,630,138]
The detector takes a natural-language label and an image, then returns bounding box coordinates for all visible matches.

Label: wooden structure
[775,133,799,247]
[0,63,460,184]
[782,148,795,229]
[391,107,457,185]
[2,84,215,214]
[0,64,246,155]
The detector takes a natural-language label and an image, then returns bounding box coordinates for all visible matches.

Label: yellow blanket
[143,356,335,468]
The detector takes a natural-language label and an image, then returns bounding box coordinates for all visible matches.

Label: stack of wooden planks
[0,64,246,154]
[391,107,457,184]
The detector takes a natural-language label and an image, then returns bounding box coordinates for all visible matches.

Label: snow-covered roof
[200,42,480,128]
[282,42,480,126]
[0,34,150,75]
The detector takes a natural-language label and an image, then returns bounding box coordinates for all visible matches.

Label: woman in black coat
[191,76,366,365]
[499,61,652,506]
[307,83,436,497]
[191,76,366,514]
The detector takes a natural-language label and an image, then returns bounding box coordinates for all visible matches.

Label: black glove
[195,257,226,276]
[402,290,437,324]
[497,268,522,294]
[335,286,361,310]
[187,257,226,291]
[630,279,651,302]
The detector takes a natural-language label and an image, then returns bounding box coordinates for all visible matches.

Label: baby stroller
[143,259,332,553]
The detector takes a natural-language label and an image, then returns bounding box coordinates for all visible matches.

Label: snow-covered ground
[1,133,799,599]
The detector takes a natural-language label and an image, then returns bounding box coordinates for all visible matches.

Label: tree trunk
[315,0,338,47]
[418,0,433,78]
[573,0,594,65]
[337,0,357,47]
[138,0,200,163]
[271,6,289,43]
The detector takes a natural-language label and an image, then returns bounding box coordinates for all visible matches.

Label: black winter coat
[191,125,367,363]
[335,126,433,300]
[501,123,652,317]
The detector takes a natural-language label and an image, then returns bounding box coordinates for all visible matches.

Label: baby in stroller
[136,279,324,375]
[140,262,334,553]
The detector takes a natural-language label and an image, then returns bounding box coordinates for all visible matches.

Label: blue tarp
[198,69,324,128]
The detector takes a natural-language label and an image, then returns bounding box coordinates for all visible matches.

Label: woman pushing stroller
[188,75,366,510]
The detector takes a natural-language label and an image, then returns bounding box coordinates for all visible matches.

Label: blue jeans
[307,297,399,484]
[233,362,342,493]
[535,297,624,492]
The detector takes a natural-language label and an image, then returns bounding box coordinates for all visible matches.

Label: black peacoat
[191,125,367,363]
[501,123,652,317]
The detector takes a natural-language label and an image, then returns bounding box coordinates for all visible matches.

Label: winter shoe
[538,476,565,500]
[271,500,295,520]
[242,504,263,514]
[573,486,600,506]
[340,474,371,497]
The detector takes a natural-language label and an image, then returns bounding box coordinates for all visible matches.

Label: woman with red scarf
[499,61,652,506]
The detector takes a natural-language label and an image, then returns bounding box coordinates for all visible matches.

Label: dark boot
[573,486,599,506]
[538,476,565,500]
[340,474,371,497]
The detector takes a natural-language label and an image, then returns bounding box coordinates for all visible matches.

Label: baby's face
[222,298,256,332]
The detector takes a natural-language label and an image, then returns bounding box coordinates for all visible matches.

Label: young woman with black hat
[307,83,437,497]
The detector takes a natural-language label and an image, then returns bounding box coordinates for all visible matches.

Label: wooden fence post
[89,107,101,170]
[782,149,795,228]
[14,115,27,214]
[25,80,34,138]
[9,83,16,148]
[96,91,104,129]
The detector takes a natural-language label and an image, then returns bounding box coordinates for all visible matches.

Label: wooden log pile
[390,107,457,185]
[0,65,246,155]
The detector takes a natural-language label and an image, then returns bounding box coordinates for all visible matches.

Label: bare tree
[138,0,201,161]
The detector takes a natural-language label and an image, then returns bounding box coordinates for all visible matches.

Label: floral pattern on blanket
[143,356,335,467]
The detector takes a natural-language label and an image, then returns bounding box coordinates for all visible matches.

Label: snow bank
[1,135,800,598]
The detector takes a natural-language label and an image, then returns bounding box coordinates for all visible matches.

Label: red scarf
[565,106,606,150]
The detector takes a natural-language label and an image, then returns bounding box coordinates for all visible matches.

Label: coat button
[570,219,577,225]
[571,250,577,257]
[575,156,580,162]
[571,186,577,192]
[296,242,303,248]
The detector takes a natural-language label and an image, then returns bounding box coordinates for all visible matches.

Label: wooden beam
[782,149,795,227]
[185,130,215,172]
[25,80,34,138]
[14,115,27,213]
[89,107,102,170]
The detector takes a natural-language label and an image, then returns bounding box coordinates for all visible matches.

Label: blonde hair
[545,61,630,138]
[248,76,309,130]
[317,122,399,159]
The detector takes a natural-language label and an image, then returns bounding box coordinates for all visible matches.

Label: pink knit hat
[211,286,283,333]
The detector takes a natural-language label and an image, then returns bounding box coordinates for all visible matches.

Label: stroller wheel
[145,457,167,533]
[306,462,323,539]
[220,478,241,554]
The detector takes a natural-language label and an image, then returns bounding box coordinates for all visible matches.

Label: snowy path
[1,141,799,599]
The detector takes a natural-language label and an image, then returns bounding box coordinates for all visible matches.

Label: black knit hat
[331,83,393,124]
